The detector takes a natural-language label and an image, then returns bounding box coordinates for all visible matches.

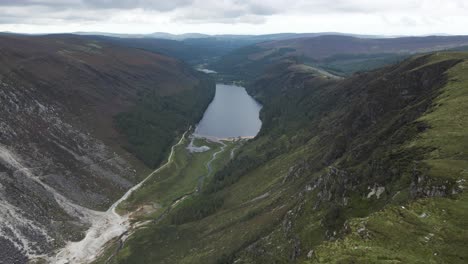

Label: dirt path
[49,132,188,264]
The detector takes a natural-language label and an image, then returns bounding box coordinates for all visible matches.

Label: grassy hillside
[100,52,468,263]
[94,138,240,264]
[311,53,468,263]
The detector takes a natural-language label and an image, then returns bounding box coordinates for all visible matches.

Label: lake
[194,84,262,139]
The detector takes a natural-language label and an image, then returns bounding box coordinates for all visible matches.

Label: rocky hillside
[108,52,468,263]
[0,34,214,262]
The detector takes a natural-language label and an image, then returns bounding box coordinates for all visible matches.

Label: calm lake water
[194,84,262,139]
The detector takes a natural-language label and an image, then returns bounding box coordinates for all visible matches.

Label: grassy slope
[311,53,468,263]
[110,137,303,264]
[117,138,230,215]
[94,138,240,263]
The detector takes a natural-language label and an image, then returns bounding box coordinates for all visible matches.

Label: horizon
[1,30,465,38]
[0,1,467,36]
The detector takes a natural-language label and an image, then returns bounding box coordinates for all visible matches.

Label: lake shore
[192,134,255,142]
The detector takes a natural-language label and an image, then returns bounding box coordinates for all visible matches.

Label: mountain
[74,32,381,41]
[0,34,214,261]
[212,35,468,79]
[147,32,211,40]
[70,33,389,65]
[102,52,468,263]
[74,32,211,40]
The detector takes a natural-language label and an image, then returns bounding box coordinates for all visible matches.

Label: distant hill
[259,35,468,59]
[73,31,382,41]
[70,32,389,65]
[212,35,468,79]
[73,31,211,40]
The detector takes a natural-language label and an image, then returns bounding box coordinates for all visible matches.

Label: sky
[0,0,467,36]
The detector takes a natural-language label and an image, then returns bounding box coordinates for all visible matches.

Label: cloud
[82,0,193,11]
[171,0,278,24]
[0,0,192,11]
[1,0,468,34]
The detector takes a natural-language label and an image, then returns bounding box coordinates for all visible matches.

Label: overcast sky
[0,0,467,35]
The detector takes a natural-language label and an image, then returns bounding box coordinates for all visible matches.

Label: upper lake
[194,84,262,139]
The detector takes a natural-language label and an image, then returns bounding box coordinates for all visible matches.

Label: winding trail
[50,132,188,264]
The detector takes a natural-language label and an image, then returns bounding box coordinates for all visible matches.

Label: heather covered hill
[0,34,214,260]
[259,35,468,59]
[212,35,468,79]
[79,33,376,65]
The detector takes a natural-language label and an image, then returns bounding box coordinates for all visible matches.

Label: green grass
[311,193,468,264]
[104,135,308,263]
[96,137,242,263]
[310,53,468,263]
[117,138,234,217]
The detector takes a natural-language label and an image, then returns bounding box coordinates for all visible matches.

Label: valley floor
[88,135,239,264]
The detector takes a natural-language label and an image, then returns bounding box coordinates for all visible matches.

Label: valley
[94,51,468,263]
[7,73,261,263]
[1,31,468,264]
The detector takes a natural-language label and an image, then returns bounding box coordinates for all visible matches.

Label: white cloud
[0,0,467,35]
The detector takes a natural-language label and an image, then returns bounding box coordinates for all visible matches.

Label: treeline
[115,76,215,168]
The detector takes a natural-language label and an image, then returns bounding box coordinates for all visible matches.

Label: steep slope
[0,34,214,262]
[311,53,468,263]
[212,35,468,79]
[105,52,468,263]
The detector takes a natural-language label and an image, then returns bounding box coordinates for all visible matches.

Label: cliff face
[0,34,214,261]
